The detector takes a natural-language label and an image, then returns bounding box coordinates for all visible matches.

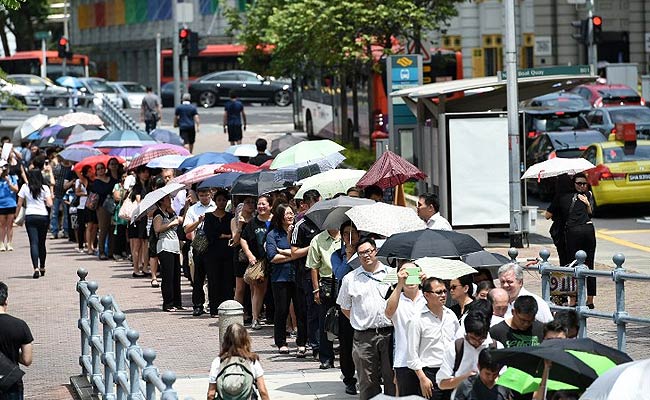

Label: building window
[521,33,534,68]
[442,35,462,51]
[482,34,503,76]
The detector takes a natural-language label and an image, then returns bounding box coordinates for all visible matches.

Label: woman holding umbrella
[89,162,117,260]
[152,194,184,311]
[75,165,92,253]
[128,166,151,277]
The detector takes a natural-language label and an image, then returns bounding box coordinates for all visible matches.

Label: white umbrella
[56,112,104,127]
[345,202,426,237]
[295,169,366,200]
[580,359,650,400]
[382,257,478,284]
[131,182,185,221]
[521,158,596,180]
[226,144,259,158]
[20,114,48,138]
[146,154,190,169]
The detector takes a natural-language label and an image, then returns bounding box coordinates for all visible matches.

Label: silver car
[109,81,148,109]
[78,77,123,108]
[7,74,69,108]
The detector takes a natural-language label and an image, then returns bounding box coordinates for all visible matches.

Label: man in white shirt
[498,263,553,323]
[417,193,452,231]
[407,277,459,399]
[183,187,216,316]
[385,263,427,397]
[337,237,395,400]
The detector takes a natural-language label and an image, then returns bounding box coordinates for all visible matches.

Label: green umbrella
[270,139,345,169]
[497,367,578,394]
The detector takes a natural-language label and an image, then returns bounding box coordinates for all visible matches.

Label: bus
[0,51,90,80]
[160,44,245,84]
[296,48,463,147]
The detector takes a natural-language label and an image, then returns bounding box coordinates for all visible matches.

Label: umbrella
[65,129,107,146]
[521,158,596,180]
[56,112,104,127]
[172,164,224,185]
[106,147,144,159]
[230,171,292,196]
[382,257,477,284]
[146,154,189,169]
[270,139,345,169]
[20,114,48,138]
[178,152,238,170]
[56,124,97,140]
[295,169,366,200]
[345,202,426,237]
[72,154,125,176]
[140,143,190,156]
[214,162,261,174]
[59,145,103,162]
[377,229,483,259]
[259,159,273,170]
[490,338,633,390]
[198,172,242,189]
[461,250,511,280]
[270,133,306,156]
[357,150,427,189]
[93,130,157,148]
[128,148,179,171]
[132,183,185,221]
[303,196,375,230]
[56,76,84,89]
[497,367,578,394]
[37,135,66,148]
[34,124,64,139]
[226,144,259,158]
[580,359,650,400]
[149,129,184,146]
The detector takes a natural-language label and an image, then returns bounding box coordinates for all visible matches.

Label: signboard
[177,2,194,23]
[550,272,576,296]
[534,36,552,56]
[387,55,422,154]
[498,65,591,80]
[34,31,51,40]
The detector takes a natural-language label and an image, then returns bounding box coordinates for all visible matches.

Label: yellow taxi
[581,123,650,207]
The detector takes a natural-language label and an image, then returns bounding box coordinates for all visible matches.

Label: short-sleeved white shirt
[208,357,264,383]
[18,184,51,216]
[182,201,216,229]
[390,292,427,368]
[504,287,554,323]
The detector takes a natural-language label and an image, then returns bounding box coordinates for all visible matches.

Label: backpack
[452,338,497,376]
[216,357,256,400]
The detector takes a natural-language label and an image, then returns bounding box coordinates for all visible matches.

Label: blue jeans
[0,388,24,400]
[25,215,48,269]
[50,197,68,235]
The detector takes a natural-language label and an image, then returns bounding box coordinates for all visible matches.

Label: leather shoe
[345,384,357,395]
[319,361,334,370]
[192,308,205,317]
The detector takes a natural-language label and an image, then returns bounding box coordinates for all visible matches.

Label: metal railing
[100,96,140,131]
[509,248,650,352]
[76,268,180,400]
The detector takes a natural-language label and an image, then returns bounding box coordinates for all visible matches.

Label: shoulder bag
[191,222,209,255]
[0,351,25,391]
[86,192,99,211]
[119,196,137,222]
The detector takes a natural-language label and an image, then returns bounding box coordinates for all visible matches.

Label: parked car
[570,83,645,108]
[161,81,189,107]
[520,91,592,110]
[7,74,69,108]
[521,108,593,139]
[526,130,605,199]
[582,138,650,209]
[109,81,149,109]
[188,70,292,108]
[78,77,123,108]
[584,106,650,138]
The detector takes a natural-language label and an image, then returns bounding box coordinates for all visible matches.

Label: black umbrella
[376,229,483,259]
[230,171,292,196]
[490,338,632,389]
[58,124,97,140]
[304,196,375,230]
[461,250,511,279]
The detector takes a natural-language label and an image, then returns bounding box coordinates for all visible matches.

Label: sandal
[132,272,146,278]
[278,346,290,354]
[296,347,307,358]
[151,279,160,288]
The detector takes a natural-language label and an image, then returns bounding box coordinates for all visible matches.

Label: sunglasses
[424,289,448,296]
[575,181,588,186]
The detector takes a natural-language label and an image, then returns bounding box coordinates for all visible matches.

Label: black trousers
[394,367,449,400]
[318,295,335,363]
[296,268,319,349]
[338,306,356,386]
[271,281,306,348]
[25,215,48,269]
[158,251,182,310]
[109,224,127,257]
[193,250,234,314]
[566,223,597,296]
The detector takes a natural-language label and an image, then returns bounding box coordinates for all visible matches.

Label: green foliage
[0,0,23,10]
[403,181,416,196]
[338,140,376,171]
[0,69,27,110]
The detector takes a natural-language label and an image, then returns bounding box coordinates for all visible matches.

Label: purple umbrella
[40,125,65,138]
[107,147,144,159]
[140,143,190,156]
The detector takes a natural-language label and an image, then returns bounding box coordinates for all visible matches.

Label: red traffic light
[58,37,68,46]
[592,16,602,27]
[179,29,189,39]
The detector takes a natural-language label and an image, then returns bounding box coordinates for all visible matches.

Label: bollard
[612,253,628,352]
[217,300,244,345]
[574,250,589,338]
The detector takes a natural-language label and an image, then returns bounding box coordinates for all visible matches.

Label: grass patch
[337,141,376,170]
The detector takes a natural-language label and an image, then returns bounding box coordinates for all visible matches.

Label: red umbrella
[259,159,273,170]
[72,154,126,177]
[172,163,223,185]
[356,150,427,189]
[215,162,261,174]
[127,148,178,171]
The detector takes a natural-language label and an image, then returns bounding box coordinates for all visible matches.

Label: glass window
[609,108,650,124]
[603,145,650,163]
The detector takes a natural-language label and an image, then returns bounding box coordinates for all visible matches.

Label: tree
[0,0,49,55]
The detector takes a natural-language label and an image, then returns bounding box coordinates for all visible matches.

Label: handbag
[86,192,99,211]
[238,248,248,263]
[243,259,266,284]
[191,225,209,255]
[0,351,25,391]
[14,207,25,226]
[118,196,137,221]
[319,276,337,302]
[324,306,340,341]
[103,196,117,215]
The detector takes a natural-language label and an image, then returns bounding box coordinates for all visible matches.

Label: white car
[109,81,148,109]
[0,78,40,106]
[78,77,123,108]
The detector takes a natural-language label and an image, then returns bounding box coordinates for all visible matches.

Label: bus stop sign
[387,54,422,157]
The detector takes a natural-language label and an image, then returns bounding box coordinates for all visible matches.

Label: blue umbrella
[59,145,103,162]
[150,129,184,146]
[178,152,238,170]
[198,172,242,189]
[56,76,84,89]
[93,130,157,148]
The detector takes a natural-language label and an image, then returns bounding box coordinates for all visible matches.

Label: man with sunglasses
[337,237,395,400]
[405,277,459,399]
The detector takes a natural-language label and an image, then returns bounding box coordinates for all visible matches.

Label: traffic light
[571,19,589,44]
[592,15,603,44]
[58,37,68,58]
[188,31,200,57]
[179,28,190,57]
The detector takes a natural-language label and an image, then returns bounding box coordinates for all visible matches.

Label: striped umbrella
[356,150,427,189]
[93,130,157,148]
[128,148,179,171]
[140,143,190,156]
[172,164,224,185]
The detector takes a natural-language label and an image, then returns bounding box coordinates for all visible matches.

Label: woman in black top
[128,167,151,277]
[89,163,117,260]
[545,172,596,307]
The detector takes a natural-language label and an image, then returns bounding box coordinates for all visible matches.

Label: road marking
[596,230,650,253]
[598,229,650,234]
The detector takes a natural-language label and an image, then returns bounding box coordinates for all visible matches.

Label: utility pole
[587,0,598,75]
[156,33,162,96]
[505,0,523,247]
[172,0,181,107]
